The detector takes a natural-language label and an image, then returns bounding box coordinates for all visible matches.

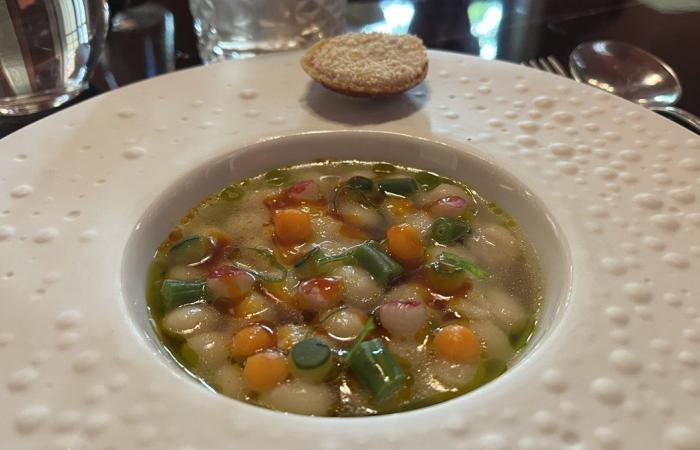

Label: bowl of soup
[123,130,571,417]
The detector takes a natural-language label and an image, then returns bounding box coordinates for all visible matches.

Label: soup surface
[147,161,543,416]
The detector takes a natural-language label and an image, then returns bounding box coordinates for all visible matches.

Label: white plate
[1,50,699,450]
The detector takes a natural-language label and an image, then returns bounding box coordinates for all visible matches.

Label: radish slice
[379,299,427,338]
[428,196,468,218]
[298,277,343,312]
[207,266,255,300]
[416,183,468,207]
[287,180,321,201]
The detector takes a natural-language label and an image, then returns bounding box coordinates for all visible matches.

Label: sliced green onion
[344,176,373,191]
[349,338,406,401]
[160,279,207,309]
[167,235,213,266]
[414,171,442,191]
[331,183,376,215]
[426,262,470,294]
[290,338,334,382]
[482,359,507,383]
[352,242,403,285]
[294,246,323,279]
[316,250,354,267]
[295,247,355,278]
[511,318,536,351]
[430,218,469,244]
[343,317,376,362]
[292,338,332,369]
[179,342,200,367]
[263,168,289,186]
[455,359,505,393]
[372,163,397,174]
[219,185,244,201]
[378,178,418,196]
[290,338,335,382]
[232,248,287,282]
[436,252,490,280]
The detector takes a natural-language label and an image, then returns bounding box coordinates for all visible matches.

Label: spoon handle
[649,106,700,135]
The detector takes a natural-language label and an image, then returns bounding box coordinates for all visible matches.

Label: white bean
[384,283,428,303]
[469,223,520,268]
[386,338,428,364]
[403,210,433,235]
[186,331,230,371]
[212,364,246,398]
[313,216,361,248]
[238,186,281,209]
[331,265,382,311]
[448,295,492,322]
[318,175,341,199]
[337,201,385,232]
[161,303,223,337]
[484,289,527,334]
[321,307,367,342]
[470,321,513,362]
[429,359,479,389]
[276,324,309,352]
[259,380,336,416]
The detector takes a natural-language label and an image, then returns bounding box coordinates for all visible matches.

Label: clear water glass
[0,0,109,116]
[190,0,346,63]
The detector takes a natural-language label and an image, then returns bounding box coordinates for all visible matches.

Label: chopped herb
[430,218,469,244]
[414,171,442,191]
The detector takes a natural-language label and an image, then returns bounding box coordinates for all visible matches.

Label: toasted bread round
[301,33,428,97]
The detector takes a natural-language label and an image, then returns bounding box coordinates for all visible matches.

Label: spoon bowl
[569,40,681,108]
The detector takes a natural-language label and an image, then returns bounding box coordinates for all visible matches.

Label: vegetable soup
[146,161,543,416]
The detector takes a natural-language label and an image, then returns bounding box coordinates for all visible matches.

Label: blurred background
[1,0,699,136]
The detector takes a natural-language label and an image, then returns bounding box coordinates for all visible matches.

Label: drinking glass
[0,0,109,116]
[189,0,346,63]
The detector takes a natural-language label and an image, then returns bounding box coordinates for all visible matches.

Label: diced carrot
[273,209,313,244]
[243,351,289,391]
[261,281,297,308]
[433,324,481,363]
[339,223,371,240]
[386,224,424,265]
[168,229,183,243]
[424,265,470,296]
[385,197,417,218]
[230,324,276,361]
[234,294,273,319]
[203,229,230,246]
[274,245,305,265]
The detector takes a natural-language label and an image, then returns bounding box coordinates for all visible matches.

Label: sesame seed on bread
[301,33,428,97]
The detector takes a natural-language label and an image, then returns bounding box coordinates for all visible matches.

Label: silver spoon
[569,40,700,134]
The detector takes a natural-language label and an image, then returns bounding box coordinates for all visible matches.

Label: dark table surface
[2,0,699,139]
